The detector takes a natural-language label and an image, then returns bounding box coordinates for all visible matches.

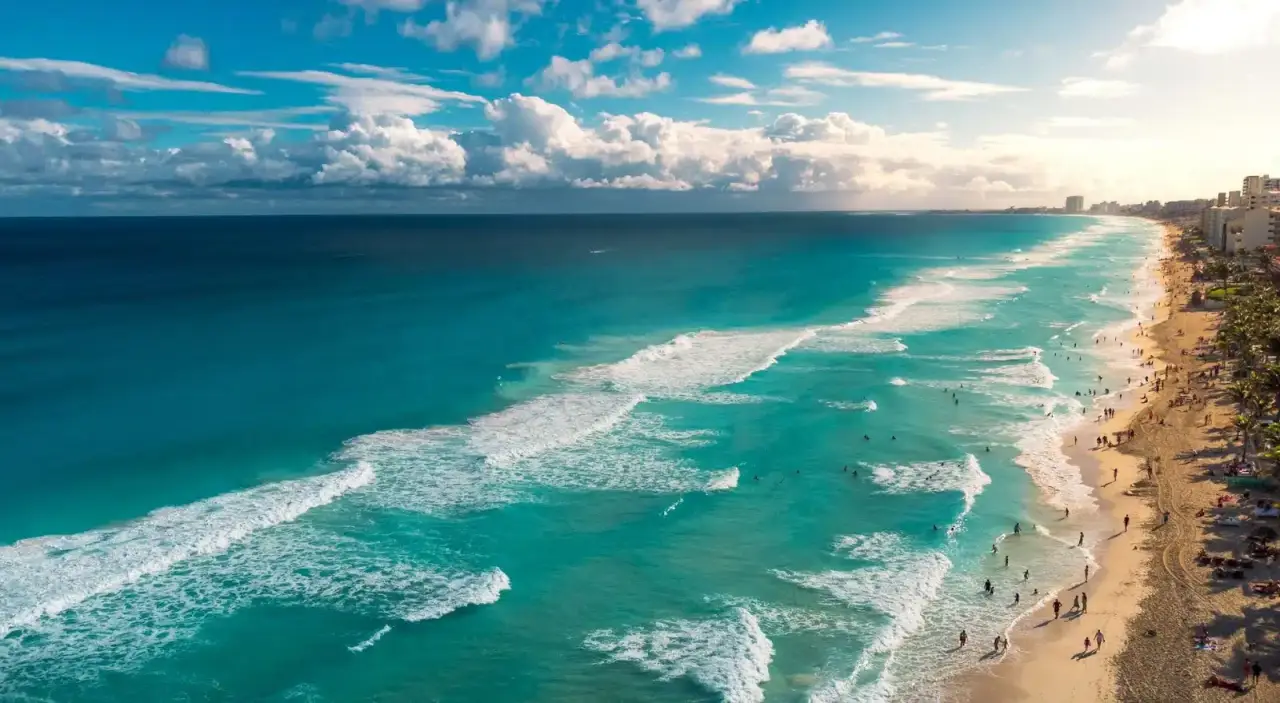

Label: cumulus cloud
[673,44,702,59]
[531,57,672,98]
[745,20,832,54]
[0,57,258,94]
[873,42,914,49]
[1058,77,1137,99]
[1101,0,1280,69]
[636,0,742,31]
[786,63,1025,101]
[589,43,665,67]
[399,0,544,60]
[3,91,1082,205]
[163,35,209,71]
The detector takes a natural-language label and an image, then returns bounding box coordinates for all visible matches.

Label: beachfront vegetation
[1208,241,1280,468]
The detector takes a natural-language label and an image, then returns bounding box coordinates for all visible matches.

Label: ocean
[0,213,1161,702]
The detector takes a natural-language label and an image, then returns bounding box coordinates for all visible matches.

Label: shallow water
[0,213,1160,702]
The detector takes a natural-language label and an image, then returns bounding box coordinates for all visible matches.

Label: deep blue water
[0,213,1159,702]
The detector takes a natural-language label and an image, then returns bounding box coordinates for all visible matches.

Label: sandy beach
[964,220,1280,702]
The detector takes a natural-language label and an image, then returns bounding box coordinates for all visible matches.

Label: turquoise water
[0,213,1160,702]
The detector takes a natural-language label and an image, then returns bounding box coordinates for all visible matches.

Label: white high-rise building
[1065,195,1084,213]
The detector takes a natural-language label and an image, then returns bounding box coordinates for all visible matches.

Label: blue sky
[2,0,1278,214]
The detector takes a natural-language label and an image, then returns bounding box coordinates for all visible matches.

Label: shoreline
[962,219,1175,701]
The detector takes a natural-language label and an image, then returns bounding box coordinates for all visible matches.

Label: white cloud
[532,57,672,98]
[329,63,429,82]
[850,31,901,44]
[313,14,354,40]
[339,0,428,13]
[745,20,832,54]
[111,106,337,131]
[674,44,702,59]
[698,92,758,105]
[238,70,485,114]
[399,0,544,61]
[589,44,665,67]
[636,0,742,31]
[1042,116,1136,129]
[1102,0,1280,68]
[313,113,467,186]
[0,94,1177,206]
[590,42,632,62]
[786,62,1025,101]
[0,57,258,94]
[873,42,915,49]
[163,35,209,71]
[698,85,823,107]
[922,45,948,51]
[1058,77,1137,99]
[709,74,756,90]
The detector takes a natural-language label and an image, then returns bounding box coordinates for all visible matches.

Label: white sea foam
[570,329,815,396]
[0,520,510,688]
[775,549,952,703]
[1009,395,1097,511]
[706,468,740,491]
[347,411,739,518]
[888,377,907,386]
[467,392,646,467]
[833,532,905,561]
[821,400,877,412]
[662,497,684,517]
[0,462,374,640]
[867,454,991,521]
[980,357,1057,389]
[584,608,774,703]
[711,596,870,637]
[349,625,392,653]
[801,333,908,354]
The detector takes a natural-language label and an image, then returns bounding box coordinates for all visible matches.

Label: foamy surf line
[0,462,375,638]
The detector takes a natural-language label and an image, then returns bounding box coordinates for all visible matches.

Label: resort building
[1065,195,1084,213]
[1217,192,1227,206]
[1202,206,1246,251]
[1228,207,1278,253]
[1228,190,1242,207]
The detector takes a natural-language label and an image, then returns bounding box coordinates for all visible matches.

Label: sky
[1,0,1279,215]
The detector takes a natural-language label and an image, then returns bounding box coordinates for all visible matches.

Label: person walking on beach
[1023,568,1030,581]
[1085,564,1090,582]
[1014,592,1020,605]
[1081,592,1088,612]
[959,629,967,648]
[1123,514,1130,531]
[1113,467,1118,482]
[1005,555,1009,568]
[1094,629,1104,649]
[984,578,992,594]
[1065,507,1070,519]
[1083,636,1091,653]
[1072,595,1079,611]
[992,544,998,555]
[1053,599,1061,618]
[1078,532,1084,547]
[993,635,1001,652]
